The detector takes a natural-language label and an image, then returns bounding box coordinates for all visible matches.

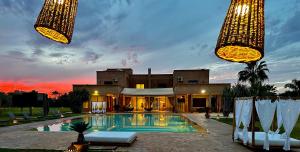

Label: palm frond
[70,122,91,133]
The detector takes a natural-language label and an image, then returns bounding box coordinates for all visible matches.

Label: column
[207,94,211,108]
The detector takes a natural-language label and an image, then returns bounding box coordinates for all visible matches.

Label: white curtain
[241,99,253,145]
[234,100,244,140]
[275,100,283,134]
[255,100,277,150]
[103,101,107,113]
[278,100,300,151]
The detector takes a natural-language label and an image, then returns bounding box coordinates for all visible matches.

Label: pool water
[37,113,200,133]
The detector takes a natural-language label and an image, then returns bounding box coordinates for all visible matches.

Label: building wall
[129,75,149,88]
[96,69,132,87]
[173,69,209,86]
[73,68,230,113]
[130,74,173,88]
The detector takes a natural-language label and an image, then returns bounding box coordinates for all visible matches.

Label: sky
[0,0,300,95]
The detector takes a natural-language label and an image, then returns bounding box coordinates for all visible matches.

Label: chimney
[148,68,151,88]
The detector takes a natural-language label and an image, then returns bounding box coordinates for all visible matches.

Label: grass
[0,107,79,127]
[213,117,300,139]
[0,107,71,118]
[0,149,62,152]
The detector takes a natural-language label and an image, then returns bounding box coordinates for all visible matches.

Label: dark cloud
[6,50,35,62]
[49,53,64,58]
[81,51,103,64]
[8,50,25,57]
[32,48,44,56]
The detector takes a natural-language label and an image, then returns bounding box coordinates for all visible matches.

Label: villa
[73,68,230,113]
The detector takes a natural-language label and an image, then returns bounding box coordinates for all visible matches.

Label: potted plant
[144,107,153,112]
[124,104,134,112]
[69,122,91,152]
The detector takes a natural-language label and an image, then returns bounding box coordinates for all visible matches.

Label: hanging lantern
[34,0,78,44]
[215,0,265,63]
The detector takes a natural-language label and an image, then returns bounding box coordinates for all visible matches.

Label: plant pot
[223,111,230,117]
[73,143,89,152]
[144,107,153,112]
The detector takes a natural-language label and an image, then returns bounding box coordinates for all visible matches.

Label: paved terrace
[0,114,254,152]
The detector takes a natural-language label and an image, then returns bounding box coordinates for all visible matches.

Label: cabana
[233,97,300,151]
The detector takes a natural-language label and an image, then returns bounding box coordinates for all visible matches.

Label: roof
[121,88,174,96]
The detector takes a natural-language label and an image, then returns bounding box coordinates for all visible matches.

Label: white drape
[241,99,253,145]
[255,100,277,150]
[103,101,107,113]
[234,100,244,140]
[275,100,283,134]
[278,100,300,151]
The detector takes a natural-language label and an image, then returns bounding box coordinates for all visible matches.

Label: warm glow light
[54,0,64,4]
[235,4,249,16]
[93,90,99,96]
[216,46,262,62]
[136,84,144,89]
[35,27,69,44]
[215,0,265,63]
[34,0,78,44]
[201,90,206,94]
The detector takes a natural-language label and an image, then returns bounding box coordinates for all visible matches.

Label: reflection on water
[37,113,202,133]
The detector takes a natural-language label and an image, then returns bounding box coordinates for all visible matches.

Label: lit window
[83,101,89,108]
[93,90,99,96]
[136,84,144,89]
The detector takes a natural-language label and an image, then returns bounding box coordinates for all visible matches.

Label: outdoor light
[34,0,78,44]
[93,90,99,95]
[13,120,18,124]
[201,90,206,94]
[215,0,265,63]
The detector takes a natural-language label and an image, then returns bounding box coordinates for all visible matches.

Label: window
[188,80,199,84]
[192,98,206,107]
[104,81,113,85]
[136,84,144,89]
[83,101,89,108]
[177,76,183,82]
[158,83,167,88]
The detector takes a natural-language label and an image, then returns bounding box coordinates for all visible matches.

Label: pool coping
[32,113,206,134]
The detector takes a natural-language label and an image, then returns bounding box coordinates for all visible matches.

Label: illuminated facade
[73,68,230,113]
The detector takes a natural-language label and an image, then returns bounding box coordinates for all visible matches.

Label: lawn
[0,107,78,127]
[213,117,300,139]
[0,107,71,118]
[0,149,62,152]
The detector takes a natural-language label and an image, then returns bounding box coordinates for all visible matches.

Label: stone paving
[0,113,292,152]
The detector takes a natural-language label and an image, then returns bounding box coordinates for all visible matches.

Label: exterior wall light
[201,90,206,94]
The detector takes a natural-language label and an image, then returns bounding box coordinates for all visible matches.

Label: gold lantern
[215,0,265,63]
[34,0,78,44]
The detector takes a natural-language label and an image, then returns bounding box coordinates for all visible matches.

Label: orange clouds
[0,77,94,97]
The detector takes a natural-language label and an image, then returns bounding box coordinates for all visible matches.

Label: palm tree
[284,79,300,96]
[258,84,277,97]
[51,91,60,99]
[238,61,269,95]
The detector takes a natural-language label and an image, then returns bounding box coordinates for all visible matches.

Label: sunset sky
[0,0,300,95]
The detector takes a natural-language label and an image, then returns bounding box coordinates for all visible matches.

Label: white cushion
[237,131,300,146]
[84,131,137,143]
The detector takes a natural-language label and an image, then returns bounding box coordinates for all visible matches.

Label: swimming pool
[37,113,201,133]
